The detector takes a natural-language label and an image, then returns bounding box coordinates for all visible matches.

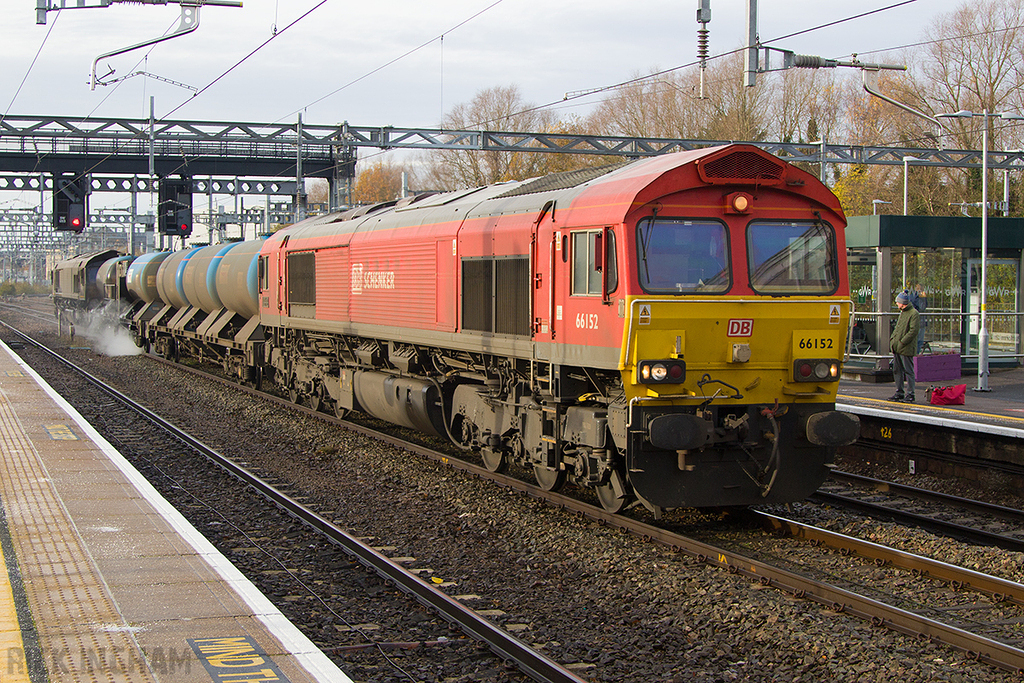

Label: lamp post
[903,156,919,216]
[902,156,920,291]
[872,199,892,215]
[937,109,1024,392]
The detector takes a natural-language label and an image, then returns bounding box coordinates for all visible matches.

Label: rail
[1,321,588,683]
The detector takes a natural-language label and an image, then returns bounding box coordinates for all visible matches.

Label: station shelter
[845,214,1024,376]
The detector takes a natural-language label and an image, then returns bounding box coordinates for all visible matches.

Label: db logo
[727,319,753,337]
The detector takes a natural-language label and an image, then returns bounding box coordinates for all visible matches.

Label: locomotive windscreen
[747,221,838,294]
[637,218,730,294]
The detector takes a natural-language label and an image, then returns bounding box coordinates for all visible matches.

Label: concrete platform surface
[0,340,352,683]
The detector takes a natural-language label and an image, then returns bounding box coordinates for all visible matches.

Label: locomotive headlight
[638,359,687,385]
[814,362,830,379]
[725,191,753,214]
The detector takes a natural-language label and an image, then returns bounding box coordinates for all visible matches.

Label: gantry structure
[1,113,1022,275]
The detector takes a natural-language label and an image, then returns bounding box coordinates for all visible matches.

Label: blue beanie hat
[896,292,910,305]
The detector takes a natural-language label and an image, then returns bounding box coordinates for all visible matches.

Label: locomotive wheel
[595,470,630,514]
[287,378,301,405]
[334,402,348,419]
[246,368,263,391]
[480,449,508,474]
[533,465,566,492]
[309,385,323,412]
[162,340,178,362]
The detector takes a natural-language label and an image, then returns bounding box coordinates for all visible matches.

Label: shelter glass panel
[967,258,1019,358]
[890,248,964,355]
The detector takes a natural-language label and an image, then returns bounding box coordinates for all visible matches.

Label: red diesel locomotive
[102,143,859,516]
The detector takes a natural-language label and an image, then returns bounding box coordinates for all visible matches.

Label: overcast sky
[2,0,967,128]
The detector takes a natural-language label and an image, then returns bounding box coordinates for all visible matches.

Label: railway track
[6,315,1024,677]
[1,320,579,683]
[814,470,1024,552]
[118,357,1024,674]
[8,300,1024,677]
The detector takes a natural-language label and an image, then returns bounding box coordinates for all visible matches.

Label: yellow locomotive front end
[602,149,861,514]
[612,297,859,512]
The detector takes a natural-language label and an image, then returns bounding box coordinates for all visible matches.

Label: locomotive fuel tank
[353,371,446,437]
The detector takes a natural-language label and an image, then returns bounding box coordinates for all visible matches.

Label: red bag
[928,384,966,405]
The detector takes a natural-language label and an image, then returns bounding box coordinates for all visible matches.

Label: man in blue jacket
[889,291,921,403]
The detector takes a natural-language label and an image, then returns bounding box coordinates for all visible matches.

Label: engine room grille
[699,150,786,185]
[462,259,493,333]
[494,258,530,335]
[462,256,530,336]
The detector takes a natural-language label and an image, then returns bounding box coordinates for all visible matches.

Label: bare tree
[918,0,1024,149]
[587,52,773,143]
[422,85,592,190]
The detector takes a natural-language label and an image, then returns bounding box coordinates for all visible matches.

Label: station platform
[0,340,352,683]
[838,363,1024,438]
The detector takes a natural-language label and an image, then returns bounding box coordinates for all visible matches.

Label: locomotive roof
[52,248,121,271]
[273,144,840,245]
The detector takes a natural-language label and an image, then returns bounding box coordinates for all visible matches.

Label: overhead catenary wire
[468,1,1021,145]
[278,0,503,124]
[1,1,329,217]
[161,0,328,122]
[2,10,61,127]
[6,0,1021,213]
[43,0,330,188]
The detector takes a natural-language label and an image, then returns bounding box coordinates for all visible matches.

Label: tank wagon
[63,144,862,516]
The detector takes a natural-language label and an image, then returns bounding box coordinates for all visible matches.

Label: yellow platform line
[0,513,31,683]
[839,393,1024,425]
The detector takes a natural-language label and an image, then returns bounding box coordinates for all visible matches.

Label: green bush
[0,281,48,297]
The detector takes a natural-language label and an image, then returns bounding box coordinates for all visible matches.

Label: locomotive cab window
[636,218,729,294]
[571,229,617,296]
[747,220,838,294]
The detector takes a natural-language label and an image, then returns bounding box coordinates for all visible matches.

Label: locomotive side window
[571,229,617,296]
[746,221,838,294]
[287,251,317,318]
[636,218,729,294]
